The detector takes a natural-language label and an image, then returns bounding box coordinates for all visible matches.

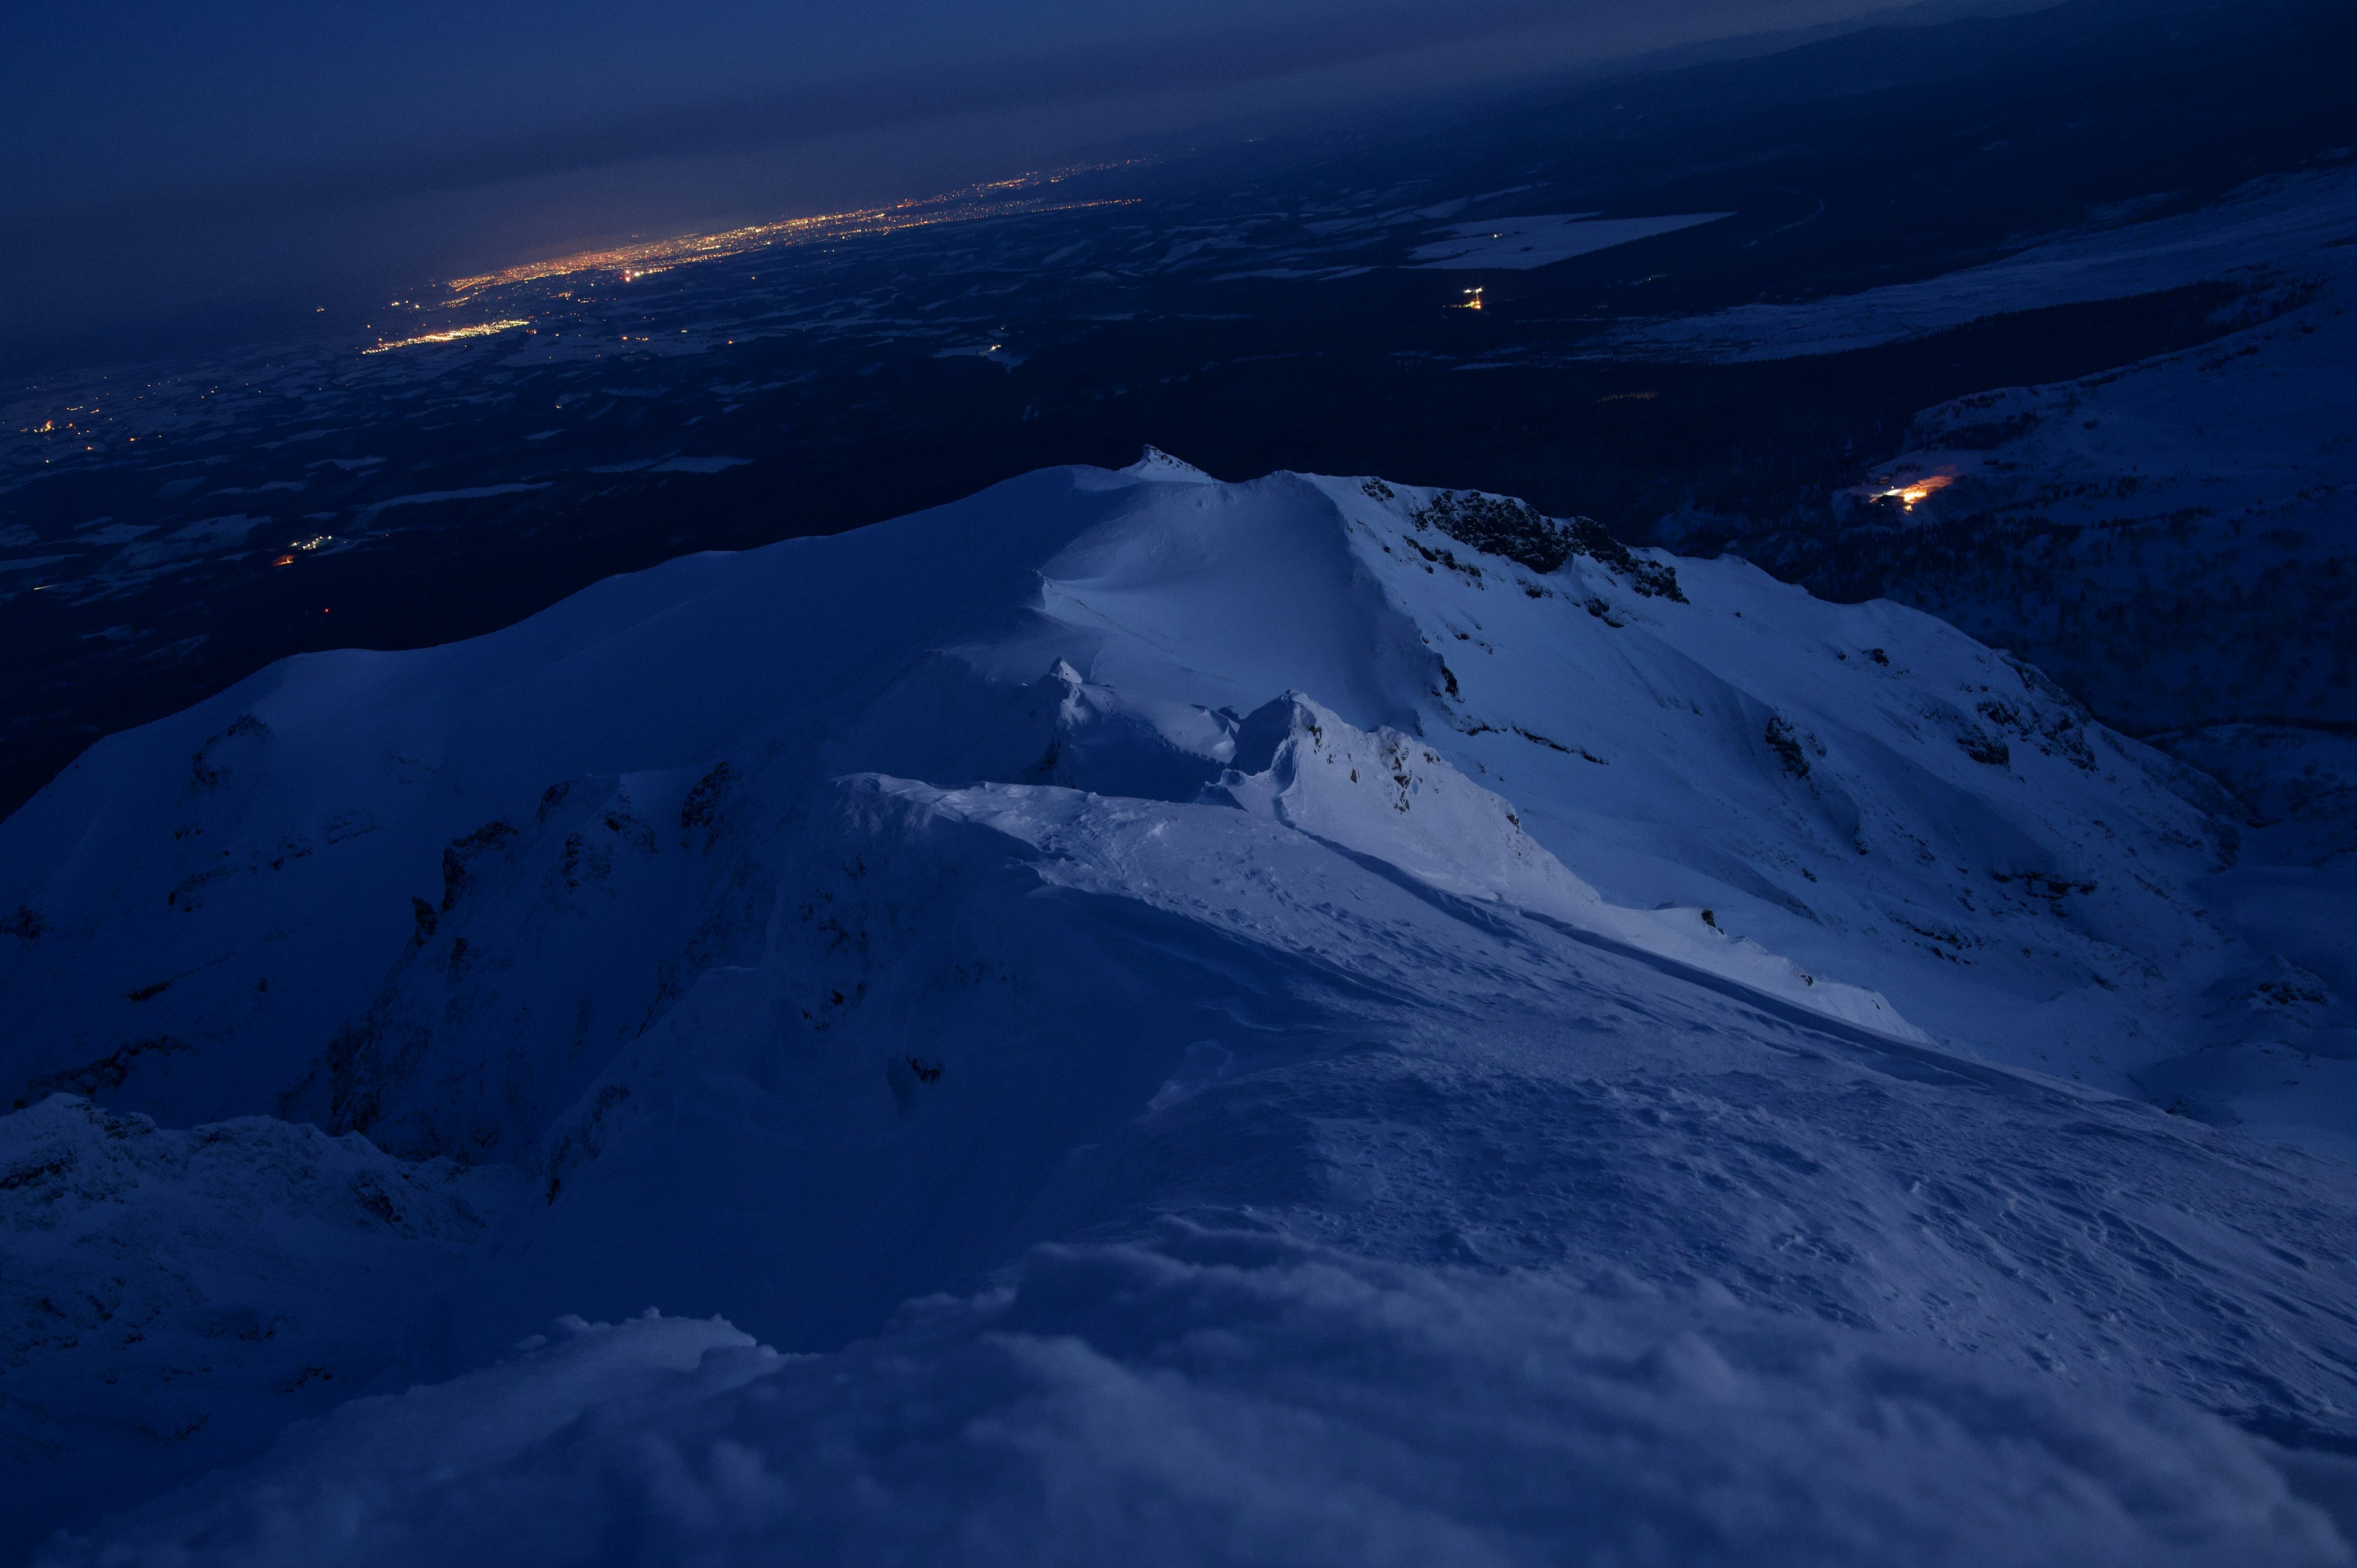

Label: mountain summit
[6,460,2355,1562]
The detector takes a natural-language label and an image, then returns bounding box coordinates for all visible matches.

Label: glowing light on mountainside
[1878,474,1954,509]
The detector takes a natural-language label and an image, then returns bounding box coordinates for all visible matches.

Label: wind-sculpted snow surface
[45,1235,2357,1568]
[5,457,2356,1561]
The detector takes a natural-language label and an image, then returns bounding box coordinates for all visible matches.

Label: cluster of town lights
[363,320,531,355]
[271,535,333,567]
[443,163,1142,298]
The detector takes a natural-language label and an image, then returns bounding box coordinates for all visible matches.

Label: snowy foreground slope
[6,457,2357,1562]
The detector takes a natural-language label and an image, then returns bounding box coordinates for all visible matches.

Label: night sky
[7,0,1919,362]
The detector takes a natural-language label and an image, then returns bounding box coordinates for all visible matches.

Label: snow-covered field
[1600,161,2357,362]
[6,456,2356,1562]
[1409,212,1733,271]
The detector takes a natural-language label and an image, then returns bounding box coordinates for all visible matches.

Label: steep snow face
[1295,478,2239,1089]
[1207,692,1921,1040]
[6,459,2356,1558]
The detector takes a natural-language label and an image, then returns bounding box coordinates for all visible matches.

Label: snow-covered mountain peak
[0,458,2266,1145]
[1120,443,1221,484]
[9,458,2357,1559]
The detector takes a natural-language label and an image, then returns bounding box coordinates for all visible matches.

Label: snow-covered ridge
[6,457,2353,1559]
[1,454,2239,1148]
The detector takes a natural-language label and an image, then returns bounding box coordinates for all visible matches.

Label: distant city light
[363,320,531,355]
[441,162,1145,298]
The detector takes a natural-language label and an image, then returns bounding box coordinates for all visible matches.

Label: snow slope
[0,1096,515,1552]
[1843,221,2357,733]
[6,457,2357,1561]
[1733,179,2357,907]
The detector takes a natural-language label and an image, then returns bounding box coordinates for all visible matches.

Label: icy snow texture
[43,1236,2357,1568]
[5,458,2356,1561]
